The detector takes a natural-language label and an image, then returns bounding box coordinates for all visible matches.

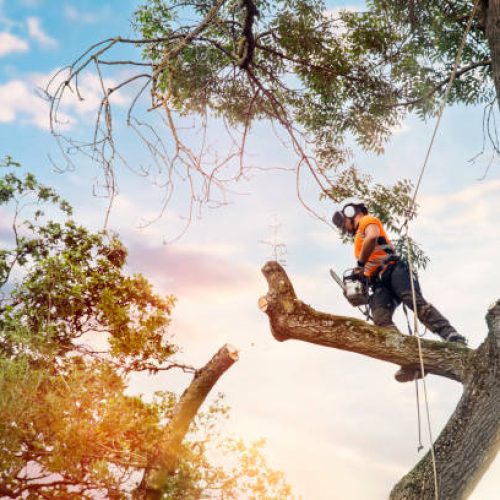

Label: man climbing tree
[258,260,499,499]
[332,202,467,343]
[332,200,467,385]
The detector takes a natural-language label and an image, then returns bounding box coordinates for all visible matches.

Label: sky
[0,1,499,499]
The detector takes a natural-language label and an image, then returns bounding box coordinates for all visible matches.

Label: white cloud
[64,5,98,24]
[0,68,129,131]
[0,80,51,129]
[26,17,57,48]
[325,5,361,18]
[411,179,500,345]
[418,179,500,217]
[0,31,28,57]
[323,5,361,37]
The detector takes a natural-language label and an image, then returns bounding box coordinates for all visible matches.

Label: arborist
[332,202,467,345]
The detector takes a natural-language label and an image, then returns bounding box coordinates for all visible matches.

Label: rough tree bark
[259,261,500,499]
[136,344,239,500]
[484,0,500,109]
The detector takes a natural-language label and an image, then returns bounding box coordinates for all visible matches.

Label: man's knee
[371,301,395,327]
[417,303,436,320]
[400,291,426,310]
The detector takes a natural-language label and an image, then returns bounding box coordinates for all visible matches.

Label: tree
[0,159,292,499]
[42,0,500,496]
[45,0,499,225]
[259,261,499,499]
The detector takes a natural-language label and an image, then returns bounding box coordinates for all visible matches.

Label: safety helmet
[332,202,368,234]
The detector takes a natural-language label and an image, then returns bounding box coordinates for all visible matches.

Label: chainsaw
[329,268,370,308]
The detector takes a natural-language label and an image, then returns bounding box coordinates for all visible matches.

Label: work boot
[394,366,426,383]
[443,331,468,345]
[415,303,466,344]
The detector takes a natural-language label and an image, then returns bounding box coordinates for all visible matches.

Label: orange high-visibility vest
[354,215,395,278]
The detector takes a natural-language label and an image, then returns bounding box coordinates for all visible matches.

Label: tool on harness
[330,268,369,307]
[343,269,369,306]
[329,268,372,320]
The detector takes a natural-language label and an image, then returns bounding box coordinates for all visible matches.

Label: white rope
[405,231,439,497]
[401,1,481,498]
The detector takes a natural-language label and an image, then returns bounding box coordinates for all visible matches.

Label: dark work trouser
[368,261,458,340]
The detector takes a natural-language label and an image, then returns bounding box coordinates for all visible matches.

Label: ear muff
[342,202,368,217]
[333,203,368,232]
[342,204,357,218]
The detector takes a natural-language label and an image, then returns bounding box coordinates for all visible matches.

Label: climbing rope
[414,370,424,452]
[405,234,439,497]
[402,302,426,453]
[401,1,481,498]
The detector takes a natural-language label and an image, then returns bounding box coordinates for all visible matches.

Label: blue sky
[1,1,499,498]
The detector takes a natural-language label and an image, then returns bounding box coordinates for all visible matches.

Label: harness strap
[369,255,400,283]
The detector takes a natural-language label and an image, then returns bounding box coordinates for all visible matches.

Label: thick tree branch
[485,0,500,110]
[391,300,500,499]
[259,261,472,383]
[260,261,500,498]
[237,0,259,70]
[153,0,227,79]
[137,343,239,499]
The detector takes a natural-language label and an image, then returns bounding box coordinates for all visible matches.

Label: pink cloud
[127,241,257,297]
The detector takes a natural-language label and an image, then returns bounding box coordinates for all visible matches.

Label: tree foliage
[133,0,494,156]
[46,0,497,231]
[0,159,292,499]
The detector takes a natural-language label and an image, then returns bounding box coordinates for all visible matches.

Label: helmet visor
[332,211,345,230]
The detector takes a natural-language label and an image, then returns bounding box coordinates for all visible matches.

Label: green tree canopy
[47,0,498,227]
[0,158,292,499]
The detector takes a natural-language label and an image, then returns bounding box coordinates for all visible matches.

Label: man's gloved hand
[352,266,365,280]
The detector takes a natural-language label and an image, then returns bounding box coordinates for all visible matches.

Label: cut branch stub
[260,261,472,383]
[138,343,239,499]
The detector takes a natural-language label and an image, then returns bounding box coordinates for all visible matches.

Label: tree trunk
[391,332,500,499]
[485,0,500,109]
[259,261,500,499]
[136,344,239,500]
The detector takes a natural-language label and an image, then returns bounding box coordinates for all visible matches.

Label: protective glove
[352,266,365,280]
